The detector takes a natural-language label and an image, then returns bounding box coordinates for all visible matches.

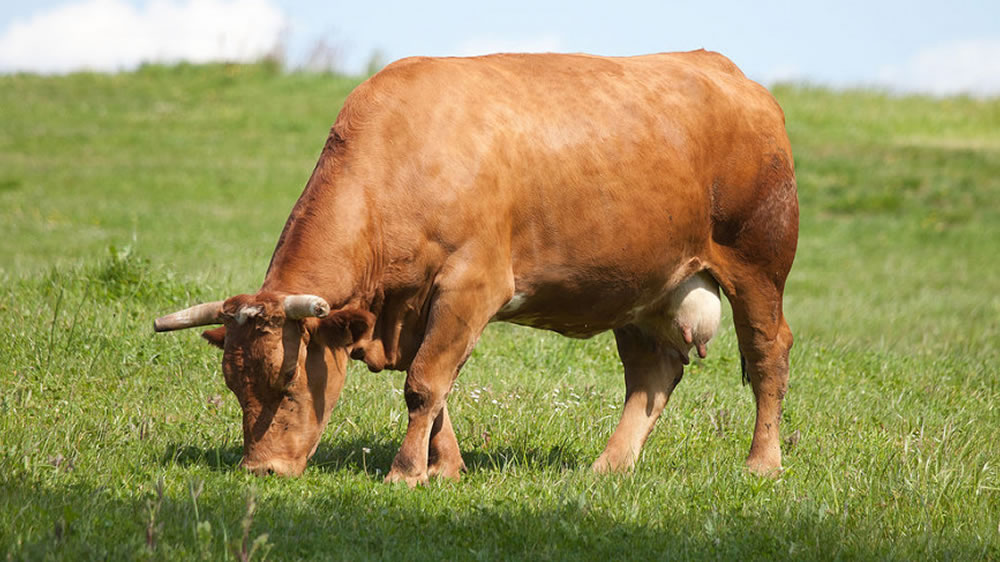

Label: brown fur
[175,51,797,481]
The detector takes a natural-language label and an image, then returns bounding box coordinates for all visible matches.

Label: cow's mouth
[241,457,306,477]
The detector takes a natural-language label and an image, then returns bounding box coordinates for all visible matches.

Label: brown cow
[155,50,798,485]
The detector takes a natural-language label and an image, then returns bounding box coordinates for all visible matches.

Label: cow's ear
[318,308,374,347]
[201,326,226,349]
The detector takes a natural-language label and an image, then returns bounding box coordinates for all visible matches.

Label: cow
[154,50,798,486]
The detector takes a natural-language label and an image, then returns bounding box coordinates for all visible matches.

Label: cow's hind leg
[593,326,685,473]
[710,162,798,476]
[726,279,793,476]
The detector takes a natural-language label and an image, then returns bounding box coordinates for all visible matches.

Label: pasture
[1,62,998,560]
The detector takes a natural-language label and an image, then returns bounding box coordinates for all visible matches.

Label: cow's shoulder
[334,56,445,131]
[373,55,440,81]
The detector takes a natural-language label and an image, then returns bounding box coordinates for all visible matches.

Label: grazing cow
[155,50,798,485]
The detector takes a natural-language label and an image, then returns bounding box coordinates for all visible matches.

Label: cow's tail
[740,353,749,386]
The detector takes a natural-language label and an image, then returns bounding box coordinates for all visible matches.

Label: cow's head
[154,292,372,476]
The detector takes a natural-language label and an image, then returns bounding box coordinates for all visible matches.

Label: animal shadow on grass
[161,443,244,472]
[162,434,583,478]
[310,434,583,478]
[7,470,989,561]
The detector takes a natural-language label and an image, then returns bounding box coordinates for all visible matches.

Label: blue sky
[1,0,998,95]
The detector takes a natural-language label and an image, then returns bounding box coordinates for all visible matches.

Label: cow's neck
[259,156,379,310]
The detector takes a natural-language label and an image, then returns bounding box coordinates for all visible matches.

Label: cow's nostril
[242,457,303,477]
[242,461,276,477]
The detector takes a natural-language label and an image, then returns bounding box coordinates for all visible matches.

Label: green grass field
[1,62,998,560]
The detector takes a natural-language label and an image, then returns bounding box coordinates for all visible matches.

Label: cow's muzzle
[240,457,306,477]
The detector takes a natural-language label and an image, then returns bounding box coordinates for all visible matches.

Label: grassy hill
[1,62,997,560]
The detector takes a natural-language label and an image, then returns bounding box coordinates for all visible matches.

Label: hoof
[384,469,428,488]
[591,452,633,474]
[591,458,612,474]
[427,459,466,481]
[745,457,783,478]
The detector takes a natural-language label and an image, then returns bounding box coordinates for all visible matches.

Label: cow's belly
[493,293,629,338]
[494,270,722,359]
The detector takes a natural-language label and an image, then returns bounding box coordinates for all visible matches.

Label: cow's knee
[403,377,435,415]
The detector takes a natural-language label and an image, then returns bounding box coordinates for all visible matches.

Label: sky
[0,0,998,96]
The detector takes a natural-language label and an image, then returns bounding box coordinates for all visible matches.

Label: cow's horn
[154,301,224,332]
[283,295,330,319]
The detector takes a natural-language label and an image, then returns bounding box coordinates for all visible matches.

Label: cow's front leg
[385,274,508,487]
[384,369,446,487]
[593,326,685,473]
[427,404,466,480]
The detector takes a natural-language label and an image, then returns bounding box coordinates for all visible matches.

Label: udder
[639,271,722,362]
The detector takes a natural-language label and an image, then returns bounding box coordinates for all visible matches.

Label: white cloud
[879,38,1000,97]
[456,33,564,57]
[0,0,288,74]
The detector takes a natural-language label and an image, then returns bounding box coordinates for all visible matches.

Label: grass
[1,63,998,560]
